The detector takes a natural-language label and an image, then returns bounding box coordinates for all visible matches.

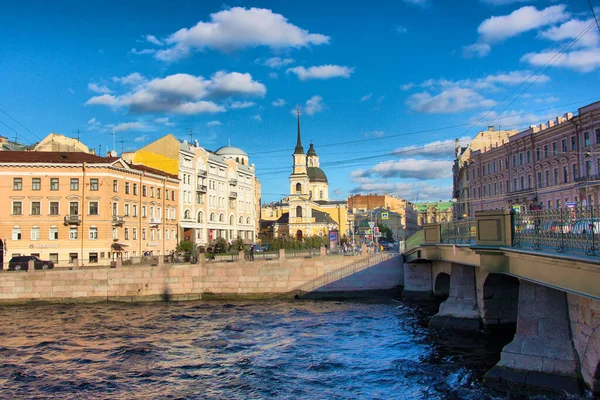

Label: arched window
[210,212,216,222]
[246,217,251,224]
[184,209,191,219]
[239,216,244,224]
[319,190,323,199]
[296,183,302,193]
[296,206,303,218]
[236,157,239,163]
[197,211,204,223]
[219,213,224,222]
[230,215,234,225]
[241,159,245,165]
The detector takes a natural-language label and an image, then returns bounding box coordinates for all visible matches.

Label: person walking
[249,244,255,261]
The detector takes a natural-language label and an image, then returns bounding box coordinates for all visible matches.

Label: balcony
[229,178,237,186]
[197,170,207,177]
[196,184,207,192]
[149,217,161,225]
[575,174,600,183]
[111,215,125,226]
[64,214,81,225]
[229,191,238,199]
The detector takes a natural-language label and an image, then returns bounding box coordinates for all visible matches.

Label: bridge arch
[482,273,520,328]
[433,272,450,299]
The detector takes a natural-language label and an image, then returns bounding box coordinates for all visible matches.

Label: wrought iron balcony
[229,179,238,185]
[575,174,600,183]
[229,191,238,198]
[111,215,125,226]
[64,214,81,225]
[196,184,207,192]
[197,170,207,177]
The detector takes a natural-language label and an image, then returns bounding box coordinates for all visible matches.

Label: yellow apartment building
[0,151,179,267]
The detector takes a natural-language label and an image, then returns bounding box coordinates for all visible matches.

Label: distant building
[349,208,404,244]
[416,201,453,225]
[0,135,30,151]
[265,109,348,241]
[33,133,90,153]
[463,101,600,214]
[348,194,418,237]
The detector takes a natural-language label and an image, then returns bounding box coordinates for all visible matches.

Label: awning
[111,243,129,251]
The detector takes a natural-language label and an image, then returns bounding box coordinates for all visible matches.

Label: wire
[0,107,44,143]
[590,0,600,35]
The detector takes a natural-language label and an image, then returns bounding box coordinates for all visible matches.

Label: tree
[233,237,245,252]
[214,237,228,253]
[176,240,195,253]
[378,223,394,242]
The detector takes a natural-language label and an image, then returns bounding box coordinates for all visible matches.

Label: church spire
[294,105,304,155]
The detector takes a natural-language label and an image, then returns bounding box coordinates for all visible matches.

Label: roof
[129,163,179,179]
[0,151,114,164]
[307,166,327,183]
[215,146,248,157]
[416,201,454,212]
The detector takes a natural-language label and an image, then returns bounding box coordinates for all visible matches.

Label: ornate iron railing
[404,230,424,253]
[512,205,600,256]
[440,218,476,245]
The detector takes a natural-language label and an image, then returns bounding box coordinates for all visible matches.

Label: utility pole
[116,135,127,155]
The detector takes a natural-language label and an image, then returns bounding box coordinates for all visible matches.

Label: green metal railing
[440,218,476,245]
[404,230,424,253]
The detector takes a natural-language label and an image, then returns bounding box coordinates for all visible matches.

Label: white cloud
[478,5,570,43]
[462,43,491,58]
[360,93,373,102]
[394,137,472,158]
[145,34,163,46]
[87,117,101,126]
[112,72,147,86]
[305,95,324,115]
[350,179,452,202]
[229,101,256,109]
[353,159,453,180]
[364,130,385,138]
[406,87,496,114]
[260,57,295,68]
[539,18,599,48]
[251,114,262,121]
[134,134,150,143]
[480,0,533,5]
[154,7,330,61]
[86,71,264,114]
[130,48,156,55]
[111,122,146,133]
[272,98,287,107]
[396,25,408,34]
[287,65,354,80]
[87,83,112,94]
[521,48,600,72]
[468,109,559,129]
[534,96,559,103]
[401,83,415,91]
[153,117,175,126]
[207,120,222,127]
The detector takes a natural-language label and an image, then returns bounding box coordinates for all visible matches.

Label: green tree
[233,237,245,252]
[214,237,228,253]
[378,223,394,242]
[176,240,195,253]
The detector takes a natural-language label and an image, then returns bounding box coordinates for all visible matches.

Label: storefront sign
[29,243,59,249]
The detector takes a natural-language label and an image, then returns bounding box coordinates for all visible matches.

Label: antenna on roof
[188,128,193,144]
[228,138,231,146]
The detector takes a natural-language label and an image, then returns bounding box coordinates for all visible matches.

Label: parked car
[8,255,54,271]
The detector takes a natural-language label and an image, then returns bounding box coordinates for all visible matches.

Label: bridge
[403,208,600,395]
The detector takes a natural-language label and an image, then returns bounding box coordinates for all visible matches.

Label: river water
[0,299,586,399]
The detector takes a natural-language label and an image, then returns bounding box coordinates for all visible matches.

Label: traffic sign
[382,212,389,220]
[368,221,375,229]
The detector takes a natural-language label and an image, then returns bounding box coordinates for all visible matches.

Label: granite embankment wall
[0,254,402,304]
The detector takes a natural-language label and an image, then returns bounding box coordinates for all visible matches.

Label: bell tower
[290,106,308,196]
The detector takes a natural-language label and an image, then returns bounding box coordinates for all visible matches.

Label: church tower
[290,106,308,196]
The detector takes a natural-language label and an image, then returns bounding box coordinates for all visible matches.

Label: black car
[7,255,54,271]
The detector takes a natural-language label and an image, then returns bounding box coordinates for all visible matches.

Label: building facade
[465,101,600,214]
[416,201,454,225]
[0,151,179,267]
[348,194,418,237]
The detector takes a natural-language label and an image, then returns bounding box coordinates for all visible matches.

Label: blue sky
[1,0,599,203]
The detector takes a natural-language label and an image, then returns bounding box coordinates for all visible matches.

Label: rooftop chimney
[488,125,494,131]
[548,120,555,128]
[565,112,574,120]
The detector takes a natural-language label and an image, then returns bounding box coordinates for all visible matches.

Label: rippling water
[0,299,585,399]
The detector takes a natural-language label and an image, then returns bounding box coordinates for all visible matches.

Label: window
[536,147,541,161]
[90,179,99,191]
[50,178,59,191]
[197,211,203,223]
[133,228,137,240]
[512,155,517,167]
[552,142,557,156]
[556,199,561,208]
[125,228,129,240]
[537,172,542,188]
[493,161,497,172]
[150,206,155,218]
[113,180,118,192]
[142,206,146,218]
[548,201,552,209]
[562,139,567,153]
[49,226,58,240]
[49,253,58,263]
[171,191,175,201]
[520,176,525,190]
[219,213,224,222]
[499,160,503,170]
[125,182,130,194]
[13,178,22,190]
[544,145,549,158]
[526,151,531,163]
[142,228,146,240]
[50,201,59,215]
[554,168,559,185]
[112,203,117,216]
[563,166,569,184]
[585,131,590,147]
[296,206,303,217]
[296,183,302,193]
[519,153,524,166]
[166,229,170,240]
[586,160,592,177]
[31,201,41,216]
[133,184,138,195]
[597,129,600,145]
[12,201,22,215]
[494,183,497,195]
[157,188,161,199]
[70,178,79,191]
[69,253,78,263]
[112,228,118,240]
[487,164,491,174]
[150,187,154,198]
[89,253,98,263]
[528,175,532,189]
[133,205,137,217]
[545,170,550,187]
[210,212,216,222]
[573,164,578,180]
[143,185,147,197]
[31,226,40,241]
[571,136,577,151]
[32,178,41,190]
[70,201,79,215]
[89,201,99,215]
[69,227,78,240]
[12,227,21,240]
[124,204,129,216]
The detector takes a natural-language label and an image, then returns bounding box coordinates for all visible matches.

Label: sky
[1,0,599,203]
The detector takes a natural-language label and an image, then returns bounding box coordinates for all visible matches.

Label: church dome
[307,143,317,156]
[215,146,248,157]
[307,167,328,182]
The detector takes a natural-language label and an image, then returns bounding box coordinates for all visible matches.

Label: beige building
[0,151,179,267]
[33,133,90,153]
[348,194,418,237]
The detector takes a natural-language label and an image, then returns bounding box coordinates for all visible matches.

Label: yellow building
[269,109,348,241]
[33,133,90,153]
[0,151,179,267]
